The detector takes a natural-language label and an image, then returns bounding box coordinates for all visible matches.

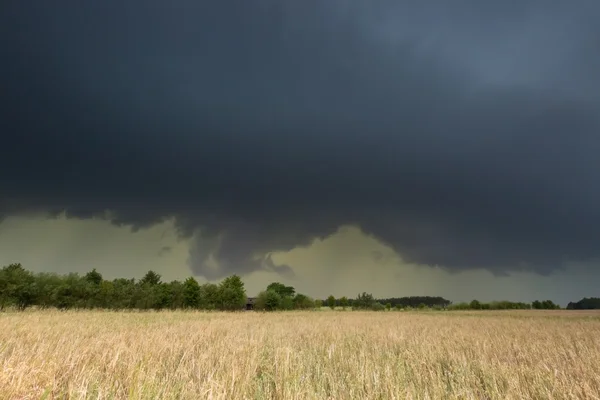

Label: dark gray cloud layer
[2,1,600,279]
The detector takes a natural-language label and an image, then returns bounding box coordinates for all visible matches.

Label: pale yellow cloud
[268,225,599,305]
[0,214,190,282]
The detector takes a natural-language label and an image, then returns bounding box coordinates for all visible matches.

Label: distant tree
[84,268,103,286]
[34,273,63,309]
[445,300,532,311]
[153,283,173,310]
[567,298,600,310]
[280,295,294,310]
[54,273,90,310]
[266,282,295,298]
[218,275,247,311]
[167,281,185,310]
[385,302,392,311]
[140,270,162,286]
[111,278,136,309]
[293,293,315,310]
[447,302,470,310]
[0,263,36,311]
[199,283,220,310]
[315,299,323,309]
[376,296,451,309]
[183,277,202,309]
[82,269,104,308]
[327,295,336,310]
[353,292,375,310]
[530,300,560,310]
[255,290,282,311]
[97,280,115,309]
[491,301,531,310]
[541,300,560,310]
[339,296,349,310]
[133,282,158,310]
[470,300,482,310]
[253,291,267,311]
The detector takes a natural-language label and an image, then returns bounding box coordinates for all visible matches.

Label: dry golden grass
[1,310,600,400]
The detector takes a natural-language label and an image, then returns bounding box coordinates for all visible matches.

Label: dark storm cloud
[2,1,600,279]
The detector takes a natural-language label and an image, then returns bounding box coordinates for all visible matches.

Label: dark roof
[246,297,257,304]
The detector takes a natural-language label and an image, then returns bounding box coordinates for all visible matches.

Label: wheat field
[1,310,599,400]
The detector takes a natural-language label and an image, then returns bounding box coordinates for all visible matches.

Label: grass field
[1,310,600,399]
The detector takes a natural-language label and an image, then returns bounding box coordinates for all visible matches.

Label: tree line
[0,264,247,312]
[1,263,596,312]
[316,293,562,311]
[566,298,600,310]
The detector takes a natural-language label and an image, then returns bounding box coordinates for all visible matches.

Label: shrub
[255,290,282,311]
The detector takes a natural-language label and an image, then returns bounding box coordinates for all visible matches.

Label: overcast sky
[2,1,599,305]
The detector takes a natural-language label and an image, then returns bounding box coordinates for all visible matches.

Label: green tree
[0,263,36,311]
[84,268,103,286]
[447,302,470,310]
[339,296,349,310]
[470,299,482,310]
[327,295,336,310]
[255,290,282,311]
[34,272,63,309]
[218,275,247,311]
[183,277,202,309]
[541,300,559,310]
[385,302,392,311]
[111,278,136,309]
[83,269,104,308]
[353,292,375,310]
[199,283,220,310]
[293,293,315,310]
[97,280,115,309]
[140,270,162,286]
[132,282,155,310]
[315,299,323,309]
[53,273,89,310]
[266,282,295,298]
[280,295,294,310]
[567,298,600,310]
[152,283,172,310]
[167,281,185,310]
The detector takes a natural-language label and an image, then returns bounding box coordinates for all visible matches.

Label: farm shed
[245,297,256,310]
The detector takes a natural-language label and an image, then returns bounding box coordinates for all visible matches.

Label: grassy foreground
[1,310,599,399]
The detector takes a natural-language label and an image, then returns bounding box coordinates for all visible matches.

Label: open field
[1,310,600,399]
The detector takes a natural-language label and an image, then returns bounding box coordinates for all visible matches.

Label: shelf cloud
[2,1,600,279]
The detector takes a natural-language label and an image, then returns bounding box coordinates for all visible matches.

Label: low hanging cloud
[1,1,600,279]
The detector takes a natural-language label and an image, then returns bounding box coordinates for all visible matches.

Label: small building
[245,297,257,311]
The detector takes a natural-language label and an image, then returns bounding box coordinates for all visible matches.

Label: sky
[2,1,600,305]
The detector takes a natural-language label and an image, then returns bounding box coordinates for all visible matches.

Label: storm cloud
[2,1,600,279]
